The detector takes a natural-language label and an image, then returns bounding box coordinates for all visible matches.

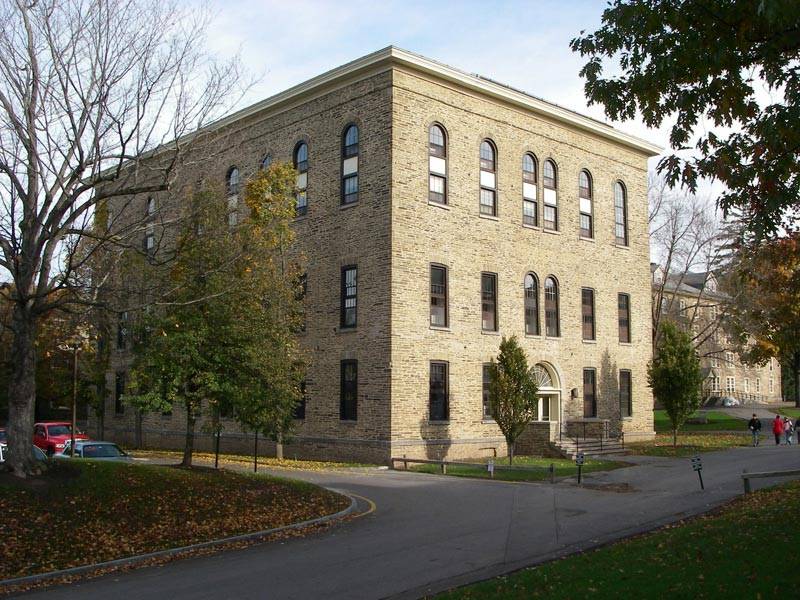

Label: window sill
[544,336,562,341]
[430,325,451,332]
[522,223,540,231]
[339,419,358,424]
[579,236,595,243]
[481,419,496,424]
[479,213,499,221]
[481,330,501,336]
[542,228,561,235]
[618,341,633,346]
[582,339,597,344]
[428,200,450,210]
[337,327,358,334]
[622,417,633,421]
[340,201,359,210]
[428,420,450,425]
[614,243,630,250]
[524,334,542,339]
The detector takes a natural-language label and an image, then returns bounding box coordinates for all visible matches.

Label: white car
[721,396,740,407]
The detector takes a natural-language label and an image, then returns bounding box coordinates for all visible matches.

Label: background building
[96,47,659,462]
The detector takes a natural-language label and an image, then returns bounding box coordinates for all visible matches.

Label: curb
[0,489,358,591]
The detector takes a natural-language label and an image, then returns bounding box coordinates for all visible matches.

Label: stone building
[653,267,782,404]
[97,47,660,462]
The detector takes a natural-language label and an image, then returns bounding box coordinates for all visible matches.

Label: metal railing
[391,456,557,483]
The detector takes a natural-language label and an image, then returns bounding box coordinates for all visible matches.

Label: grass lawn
[627,432,749,457]
[777,408,800,419]
[436,480,800,599]
[407,456,629,482]
[653,409,746,433]
[0,460,348,580]
[134,448,375,470]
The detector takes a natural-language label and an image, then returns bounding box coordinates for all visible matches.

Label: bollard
[441,462,447,475]
[549,463,555,484]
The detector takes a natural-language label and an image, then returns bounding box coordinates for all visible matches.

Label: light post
[59,327,91,456]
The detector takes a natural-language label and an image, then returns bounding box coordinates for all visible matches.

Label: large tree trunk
[507,441,515,465]
[6,304,40,477]
[182,402,196,467]
[276,431,284,460]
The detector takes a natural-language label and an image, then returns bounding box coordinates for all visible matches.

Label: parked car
[57,440,132,461]
[0,443,47,464]
[33,422,89,456]
[721,396,740,407]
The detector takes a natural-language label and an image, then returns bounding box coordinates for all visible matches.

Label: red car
[33,422,89,456]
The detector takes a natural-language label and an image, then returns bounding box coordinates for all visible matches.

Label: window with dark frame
[115,371,126,415]
[522,153,538,226]
[544,276,560,337]
[543,159,558,230]
[481,272,497,331]
[340,361,357,420]
[614,182,628,245]
[226,166,240,196]
[524,273,540,335]
[341,124,359,205]
[618,293,631,343]
[294,380,307,419]
[482,363,492,419]
[430,265,448,327]
[294,142,308,216]
[619,370,632,418]
[579,170,593,238]
[581,288,595,341]
[429,361,449,421]
[479,140,497,216]
[583,368,597,418]
[429,124,447,204]
[340,266,357,328]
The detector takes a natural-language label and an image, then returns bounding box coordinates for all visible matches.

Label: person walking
[773,414,784,445]
[748,414,762,446]
[784,417,794,446]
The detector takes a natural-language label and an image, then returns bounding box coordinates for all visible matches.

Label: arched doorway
[533,363,561,425]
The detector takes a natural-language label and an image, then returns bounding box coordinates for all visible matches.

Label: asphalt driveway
[19,445,800,600]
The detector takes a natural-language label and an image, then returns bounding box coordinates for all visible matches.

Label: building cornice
[205,46,663,157]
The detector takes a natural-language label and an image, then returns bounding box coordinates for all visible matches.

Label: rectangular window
[430,265,448,327]
[581,288,595,341]
[429,174,446,204]
[726,376,735,394]
[429,361,449,421]
[744,378,750,393]
[543,204,557,231]
[340,360,357,420]
[620,370,632,418]
[342,174,358,204]
[480,188,496,216]
[769,378,774,394]
[482,364,492,420]
[618,293,631,343]
[541,397,550,421]
[115,372,126,415]
[756,378,761,393]
[583,369,597,418]
[523,198,537,226]
[340,266,357,328]
[293,381,307,419]
[116,312,128,350]
[144,233,155,255]
[481,273,497,331]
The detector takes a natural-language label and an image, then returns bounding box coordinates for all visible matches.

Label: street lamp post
[59,327,90,456]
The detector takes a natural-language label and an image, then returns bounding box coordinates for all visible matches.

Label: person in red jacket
[773,414,784,445]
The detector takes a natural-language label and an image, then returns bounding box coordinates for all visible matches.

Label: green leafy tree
[648,321,705,447]
[125,163,305,467]
[724,233,800,406]
[487,336,539,464]
[571,0,800,236]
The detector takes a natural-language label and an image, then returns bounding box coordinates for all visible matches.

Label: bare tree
[0,0,244,476]
[649,174,733,359]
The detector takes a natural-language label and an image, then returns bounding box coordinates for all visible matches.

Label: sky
[197,0,674,171]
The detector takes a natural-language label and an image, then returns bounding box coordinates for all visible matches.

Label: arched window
[293,142,308,216]
[543,159,558,230]
[522,153,537,226]
[579,170,593,238]
[260,154,272,170]
[479,139,497,216]
[428,124,447,204]
[226,166,240,196]
[614,181,628,245]
[524,273,539,335]
[544,276,560,337]
[341,124,359,205]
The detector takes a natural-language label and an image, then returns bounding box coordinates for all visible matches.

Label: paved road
[22,446,800,600]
